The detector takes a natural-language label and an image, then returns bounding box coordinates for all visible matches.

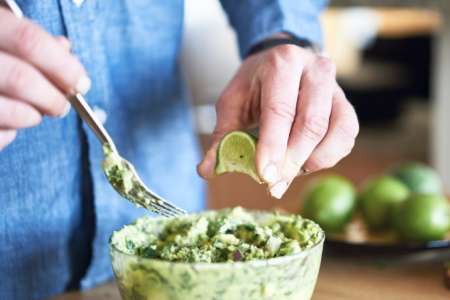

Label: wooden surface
[53,251,450,300]
[314,252,450,300]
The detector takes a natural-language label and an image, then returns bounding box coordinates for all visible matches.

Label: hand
[0,8,90,150]
[198,44,359,198]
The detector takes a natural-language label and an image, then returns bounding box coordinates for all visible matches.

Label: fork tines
[141,188,187,217]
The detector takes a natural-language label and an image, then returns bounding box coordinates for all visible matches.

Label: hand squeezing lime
[215,131,263,183]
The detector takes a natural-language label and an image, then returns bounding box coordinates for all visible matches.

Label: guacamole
[112,207,323,263]
[102,144,164,213]
[110,208,324,300]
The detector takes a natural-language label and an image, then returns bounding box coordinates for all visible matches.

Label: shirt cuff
[220,0,327,58]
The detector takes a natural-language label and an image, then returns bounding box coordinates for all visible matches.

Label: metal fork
[70,95,186,217]
[2,0,186,217]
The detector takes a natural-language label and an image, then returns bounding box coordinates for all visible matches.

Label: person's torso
[0,1,205,299]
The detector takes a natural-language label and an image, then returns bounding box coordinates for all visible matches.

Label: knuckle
[314,57,336,76]
[274,44,299,59]
[301,115,329,141]
[265,101,296,122]
[266,51,289,70]
[303,59,336,85]
[15,22,43,58]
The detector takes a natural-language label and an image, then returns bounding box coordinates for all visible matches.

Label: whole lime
[394,194,450,242]
[359,176,409,230]
[302,175,356,233]
[390,162,442,194]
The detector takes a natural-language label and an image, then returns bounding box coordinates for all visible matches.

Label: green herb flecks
[102,144,161,213]
[112,207,324,263]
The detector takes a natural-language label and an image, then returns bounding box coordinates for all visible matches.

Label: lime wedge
[215,130,262,183]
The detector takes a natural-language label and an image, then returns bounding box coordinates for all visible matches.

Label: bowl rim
[109,212,325,270]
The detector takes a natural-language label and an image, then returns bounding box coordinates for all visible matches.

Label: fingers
[256,45,303,186]
[197,132,222,179]
[272,57,335,198]
[198,45,357,201]
[0,9,87,151]
[0,52,70,117]
[0,8,90,95]
[0,129,17,150]
[0,95,42,128]
[56,36,72,51]
[302,88,359,172]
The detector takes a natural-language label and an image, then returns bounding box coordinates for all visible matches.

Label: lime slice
[215,131,262,183]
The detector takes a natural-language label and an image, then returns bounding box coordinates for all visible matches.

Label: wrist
[246,34,318,57]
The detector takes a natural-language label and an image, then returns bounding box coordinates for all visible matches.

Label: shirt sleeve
[219,0,328,57]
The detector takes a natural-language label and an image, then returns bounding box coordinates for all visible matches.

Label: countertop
[53,250,450,300]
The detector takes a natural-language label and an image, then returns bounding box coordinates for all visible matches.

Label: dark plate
[324,216,450,254]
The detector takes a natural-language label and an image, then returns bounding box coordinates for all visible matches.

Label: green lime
[359,176,409,230]
[215,131,262,183]
[302,175,356,233]
[390,162,442,194]
[394,194,450,242]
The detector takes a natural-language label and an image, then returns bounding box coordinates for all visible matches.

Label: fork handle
[68,93,117,152]
[0,0,24,18]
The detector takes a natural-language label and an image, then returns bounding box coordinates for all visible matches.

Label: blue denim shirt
[0,1,325,299]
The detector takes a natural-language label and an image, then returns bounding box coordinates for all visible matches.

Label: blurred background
[181,0,447,212]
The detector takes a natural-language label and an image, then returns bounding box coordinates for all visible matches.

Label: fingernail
[281,160,299,180]
[300,167,311,176]
[262,163,278,184]
[270,181,288,199]
[59,102,71,118]
[75,75,91,95]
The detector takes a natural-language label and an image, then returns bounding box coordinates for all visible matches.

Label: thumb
[197,128,228,179]
[198,82,250,179]
[197,111,244,179]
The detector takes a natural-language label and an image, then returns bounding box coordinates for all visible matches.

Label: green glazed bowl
[110,212,324,300]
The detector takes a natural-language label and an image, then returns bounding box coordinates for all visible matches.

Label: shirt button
[93,106,108,125]
[72,0,85,7]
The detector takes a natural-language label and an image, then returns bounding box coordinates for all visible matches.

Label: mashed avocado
[102,144,165,213]
[102,144,138,198]
[112,207,323,263]
[110,208,324,300]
